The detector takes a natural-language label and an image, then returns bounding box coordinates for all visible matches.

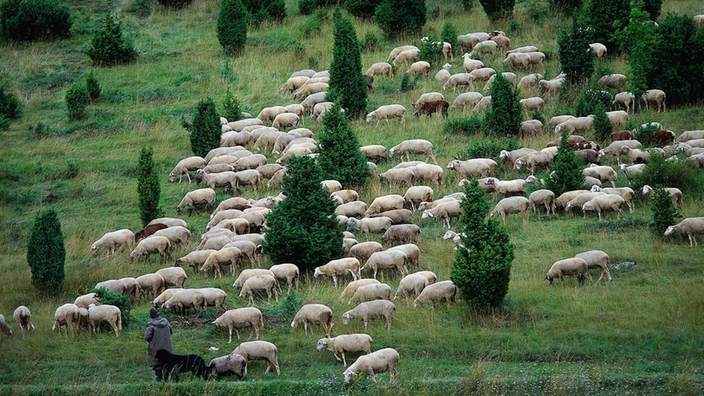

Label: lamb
[176,249,216,274]
[588,43,607,57]
[153,226,191,248]
[490,197,531,224]
[590,186,636,213]
[208,354,247,380]
[366,62,393,77]
[317,334,373,366]
[280,76,310,93]
[599,140,642,164]
[392,48,419,65]
[162,289,205,316]
[74,293,100,309]
[291,304,334,337]
[619,146,651,164]
[342,300,396,331]
[414,100,449,119]
[346,217,393,240]
[12,306,34,338]
[575,250,612,282]
[233,341,280,375]
[52,303,79,336]
[213,307,264,343]
[176,188,216,215]
[394,273,429,300]
[451,92,483,111]
[582,165,618,188]
[514,151,554,174]
[269,263,299,293]
[641,89,666,113]
[641,185,683,208]
[555,116,594,134]
[598,74,626,89]
[343,348,399,383]
[606,110,629,128]
[91,229,135,256]
[129,236,171,262]
[240,275,278,305]
[520,120,544,136]
[272,113,299,130]
[406,61,431,77]
[314,258,361,287]
[664,218,704,247]
[421,200,462,228]
[169,156,206,183]
[360,145,387,162]
[529,189,556,215]
[365,194,405,215]
[156,267,188,288]
[348,242,384,265]
[582,194,626,220]
[381,224,420,245]
[546,258,592,286]
[136,273,166,299]
[232,269,276,288]
[365,104,406,127]
[361,250,408,281]
[413,280,459,308]
[95,279,127,295]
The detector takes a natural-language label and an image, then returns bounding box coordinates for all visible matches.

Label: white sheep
[366,62,393,77]
[462,53,484,72]
[293,82,329,100]
[153,226,191,247]
[413,280,459,308]
[520,97,545,113]
[91,229,135,256]
[129,236,171,262]
[503,52,530,69]
[176,249,216,274]
[365,194,405,215]
[413,92,445,109]
[393,48,419,65]
[12,306,34,338]
[336,201,368,218]
[233,341,280,376]
[176,188,216,215]
[346,217,393,240]
[664,218,704,247]
[87,304,121,337]
[169,156,206,183]
[361,250,408,282]
[538,77,564,94]
[613,92,636,114]
[162,289,205,315]
[240,275,278,305]
[208,354,247,380]
[598,74,626,89]
[590,186,636,213]
[321,179,342,192]
[232,269,275,288]
[447,159,494,178]
[136,273,165,299]
[529,189,556,215]
[52,303,79,336]
[485,177,529,198]
[575,250,612,282]
[394,274,429,301]
[95,279,127,295]
[641,185,683,209]
[213,307,264,343]
[382,224,421,245]
[152,289,179,308]
[280,76,310,93]
[677,130,704,142]
[360,145,387,162]
[403,186,433,212]
[555,116,594,134]
[582,165,618,188]
[291,304,334,337]
[406,61,431,77]
[343,348,400,383]
[421,200,462,228]
[348,243,384,266]
[74,293,100,310]
[314,258,360,287]
[148,218,187,228]
[514,151,554,174]
[269,263,299,293]
[588,43,607,57]
[458,34,481,52]
[499,148,537,163]
[546,258,592,286]
[365,105,406,127]
[379,168,415,185]
[520,120,544,136]
[350,283,393,305]
[342,300,396,331]
[641,89,666,113]
[317,334,373,366]
[490,197,531,224]
[434,64,452,81]
[582,195,626,220]
[300,92,328,114]
[606,110,629,128]
[155,267,188,288]
[451,92,483,111]
[272,113,299,130]
[201,247,242,278]
[443,73,472,92]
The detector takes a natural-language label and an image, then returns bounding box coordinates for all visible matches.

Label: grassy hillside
[1,0,704,394]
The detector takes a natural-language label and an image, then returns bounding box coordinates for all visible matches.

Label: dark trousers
[154,367,163,382]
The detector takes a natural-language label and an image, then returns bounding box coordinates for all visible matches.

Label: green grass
[1,0,704,394]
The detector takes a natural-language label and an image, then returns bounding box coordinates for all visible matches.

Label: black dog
[155,349,209,382]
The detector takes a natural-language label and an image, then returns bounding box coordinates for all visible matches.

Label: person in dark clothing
[144,308,173,382]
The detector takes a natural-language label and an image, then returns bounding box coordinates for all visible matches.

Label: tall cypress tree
[185,98,221,158]
[545,130,583,196]
[484,73,522,137]
[557,21,595,85]
[218,0,247,56]
[326,8,368,119]
[451,179,513,310]
[137,146,161,227]
[318,102,370,186]
[263,156,344,272]
[27,210,65,294]
[651,186,679,236]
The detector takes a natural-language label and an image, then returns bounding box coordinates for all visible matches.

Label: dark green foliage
[462,0,475,11]
[156,0,192,8]
[326,9,368,118]
[85,71,101,102]
[441,22,458,59]
[557,22,595,84]
[184,98,221,159]
[614,0,658,101]
[575,89,613,116]
[0,114,8,130]
[222,88,242,122]
[484,73,522,137]
[479,0,515,21]
[242,0,286,23]
[592,106,613,143]
[634,122,660,144]
[399,74,417,92]
[631,154,704,195]
[451,179,514,311]
[262,291,303,326]
[0,86,21,120]
[443,116,482,135]
[552,0,581,13]
[584,0,630,51]
[126,0,153,18]
[93,287,132,327]
[347,0,379,18]
[0,0,72,41]
[262,156,344,272]
[545,130,583,196]
[318,103,369,185]
[531,110,544,125]
[65,84,89,120]
[642,0,660,19]
[361,31,381,51]
[299,0,315,15]
[137,146,161,227]
[418,35,444,65]
[87,15,137,67]
[651,186,679,236]
[218,0,248,55]
[300,16,322,37]
[460,138,520,159]
[27,209,65,294]
[646,14,704,106]
[375,0,427,38]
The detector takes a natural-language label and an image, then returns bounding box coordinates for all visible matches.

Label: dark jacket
[145,316,173,368]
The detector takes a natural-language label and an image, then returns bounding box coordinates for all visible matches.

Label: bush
[634,122,660,144]
[347,0,379,18]
[326,9,368,118]
[451,179,514,311]
[375,0,426,38]
[318,103,370,186]
[399,74,417,92]
[443,116,482,135]
[462,0,475,11]
[93,287,132,328]
[650,186,679,236]
[85,71,100,102]
[552,0,581,13]
[418,35,444,65]
[218,0,248,55]
[584,0,630,51]
[156,0,191,8]
[531,109,544,125]
[184,98,221,158]
[222,88,242,122]
[460,138,520,159]
[65,84,89,120]
[0,86,21,120]
[361,32,381,52]
[592,106,612,143]
[0,0,72,41]
[484,73,522,137]
[299,0,315,15]
[27,209,65,294]
[263,156,344,272]
[642,0,661,20]
[575,88,613,116]
[557,21,595,84]
[630,154,704,196]
[300,16,322,37]
[545,129,583,196]
[242,0,286,22]
[137,146,161,227]
[87,15,137,67]
[126,0,153,18]
[441,22,459,60]
[479,0,515,21]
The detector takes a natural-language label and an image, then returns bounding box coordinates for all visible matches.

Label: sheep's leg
[304,322,308,335]
[265,360,271,374]
[386,317,392,331]
[688,234,694,247]
[266,289,271,304]
[186,173,191,184]
[274,288,278,302]
[341,353,347,366]
[332,276,338,287]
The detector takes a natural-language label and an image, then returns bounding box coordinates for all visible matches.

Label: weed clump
[65,84,89,120]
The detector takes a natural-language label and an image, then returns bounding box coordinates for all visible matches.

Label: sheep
[321,180,342,193]
[387,244,420,268]
[520,97,545,113]
[516,73,543,90]
[229,233,265,246]
[695,15,704,28]
[285,104,306,124]
[590,186,636,213]
[619,146,651,164]
[312,102,336,121]
[234,153,267,171]
[484,72,517,92]
[153,226,191,248]
[12,306,34,338]
[665,218,704,246]
[136,273,166,299]
[641,89,666,112]
[406,61,431,77]
[393,48,420,65]
[678,130,704,142]
[232,269,276,288]
[207,209,244,230]
[349,283,393,306]
[162,289,205,316]
[75,293,100,310]
[176,188,216,215]
[485,177,530,198]
[394,273,429,301]
[420,37,453,60]
[575,149,601,165]
[291,304,334,337]
[365,194,405,215]
[473,40,498,54]
[575,250,612,282]
[365,104,406,127]
[555,116,594,134]
[300,92,328,114]
[529,189,556,215]
[269,263,299,293]
[343,237,358,254]
[91,229,135,256]
[612,130,635,141]
[613,92,636,114]
[336,201,369,218]
[565,192,606,215]
[641,185,683,208]
[414,100,449,119]
[152,289,180,309]
[315,258,361,287]
[156,267,188,288]
[348,242,384,266]
[213,307,263,343]
[388,45,418,62]
[317,334,373,367]
[583,176,602,188]
[361,250,408,282]
[212,218,250,235]
[413,92,446,109]
[598,74,626,89]
[95,279,127,295]
[86,304,121,337]
[600,140,642,164]
[582,194,626,220]
[208,354,247,380]
[443,73,473,92]
[538,78,564,94]
[176,250,216,274]
[293,83,329,101]
[499,148,537,164]
[332,189,359,204]
[381,224,421,245]
[233,340,280,376]
[462,53,485,72]
[421,200,462,228]
[129,236,171,262]
[490,197,531,224]
[290,69,316,78]
[343,348,399,383]
[554,190,589,210]
[379,168,415,185]
[169,156,206,183]
[200,248,241,278]
[366,62,393,78]
[360,145,387,162]
[643,130,676,147]
[280,76,310,93]
[271,113,299,130]
[409,164,443,186]
[457,34,481,52]
[221,132,253,147]
[194,170,237,191]
[606,110,629,129]
[447,159,495,178]
[546,258,592,286]
[346,217,393,240]
[342,300,396,331]
[239,275,278,305]
[503,52,531,69]
[514,151,554,174]
[401,186,433,212]
[52,303,80,336]
[413,280,459,308]
[520,120,544,136]
[588,43,607,57]
[582,165,618,188]
[451,92,483,111]
[256,106,288,123]
[135,224,169,243]
[0,313,13,339]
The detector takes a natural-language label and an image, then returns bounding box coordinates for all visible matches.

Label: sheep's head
[499,150,508,160]
[619,146,631,154]
[442,231,456,240]
[526,175,538,184]
[421,210,433,220]
[545,275,554,285]
[342,313,351,325]
[388,148,396,157]
[514,159,525,170]
[590,185,601,193]
[554,124,563,134]
[446,160,458,170]
[343,369,356,383]
[664,225,678,236]
[345,218,358,230]
[91,244,99,255]
[620,163,627,172]
[642,185,652,195]
[168,172,177,183]
[313,268,322,278]
[316,339,328,351]
[129,251,138,262]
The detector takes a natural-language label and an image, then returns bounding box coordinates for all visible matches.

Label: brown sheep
[414,100,449,119]
[644,130,676,147]
[135,223,168,241]
[611,130,634,141]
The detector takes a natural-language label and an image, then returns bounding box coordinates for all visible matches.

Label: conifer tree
[27,209,65,294]
[326,9,367,118]
[440,22,459,60]
[584,0,630,51]
[479,0,515,21]
[545,130,583,196]
[484,73,521,137]
[318,103,369,186]
[557,21,595,84]
[218,0,247,56]
[222,88,242,122]
[184,98,221,158]
[137,146,161,227]
[375,0,426,38]
[651,186,678,236]
[87,14,137,66]
[263,156,344,271]
[451,179,513,310]
[592,105,613,143]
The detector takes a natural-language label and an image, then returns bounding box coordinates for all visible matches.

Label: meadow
[1,0,703,394]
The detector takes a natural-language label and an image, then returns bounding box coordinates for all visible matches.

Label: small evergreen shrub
[650,186,679,236]
[318,103,370,186]
[85,71,101,102]
[418,34,444,65]
[441,22,459,59]
[65,84,89,120]
[557,21,595,84]
[484,73,522,137]
[0,0,72,41]
[399,74,417,92]
[634,122,660,145]
[544,130,583,196]
[575,88,613,116]
[0,86,21,120]
[137,146,161,227]
[218,0,247,55]
[347,0,379,18]
[479,0,515,21]
[361,32,381,52]
[222,88,242,122]
[87,15,137,67]
[584,0,630,51]
[531,109,544,125]
[27,209,65,294]
[156,0,192,8]
[460,138,520,159]
[300,16,322,37]
[93,287,132,327]
[183,98,221,158]
[592,106,613,143]
[375,0,426,38]
[299,0,315,15]
[443,116,482,135]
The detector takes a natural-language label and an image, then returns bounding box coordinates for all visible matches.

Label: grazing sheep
[503,52,531,69]
[575,250,612,282]
[365,105,406,127]
[664,218,704,247]
[600,140,642,164]
[213,307,264,343]
[590,186,636,213]
[538,78,564,94]
[232,269,276,288]
[514,151,554,174]
[525,52,546,68]
[315,258,361,287]
[695,15,704,28]
[208,354,247,380]
[12,306,34,338]
[317,334,373,367]
[361,250,408,282]
[52,303,80,336]
[499,148,537,163]
[365,194,405,215]
[472,95,492,112]
[613,92,636,114]
[176,188,216,215]
[300,92,328,114]
[484,72,517,92]
[129,236,171,262]
[176,249,216,274]
[644,130,676,147]
[381,224,421,245]
[588,43,607,57]
[520,97,545,113]
[291,304,334,337]
[87,304,122,337]
[555,117,594,135]
[293,83,329,101]
[403,186,433,211]
[272,113,299,130]
[517,73,543,89]
[473,40,499,54]
[583,176,602,188]
[136,273,166,299]
[414,100,449,119]
[546,258,592,286]
[75,293,100,310]
[582,195,626,220]
[156,267,188,288]
[342,300,396,331]
[343,348,399,383]
[565,192,606,215]
[619,146,651,164]
[169,156,206,183]
[269,263,299,293]
[360,145,387,162]
[520,120,544,136]
[95,279,127,295]
[201,247,242,278]
[135,223,168,242]
[641,89,666,113]
[641,185,683,208]
[379,168,415,185]
[451,92,483,111]
[394,274,429,300]
[387,46,419,62]
[91,229,135,256]
[0,314,12,339]
[409,164,443,186]
[421,200,462,228]
[332,189,360,204]
[413,280,459,307]
[393,48,420,65]
[462,54,484,72]
[406,61,431,77]
[490,197,531,224]
[347,217,393,240]
[388,244,420,267]
[240,275,278,305]
[575,149,601,165]
[285,104,306,124]
[280,76,310,93]
[162,289,205,316]
[348,242,384,266]
[233,341,280,376]
[598,74,626,89]
[582,165,618,188]
[153,226,191,248]
[443,73,473,92]
[152,289,180,309]
[458,34,481,52]
[529,189,556,215]
[612,130,635,141]
[367,62,393,77]
[447,159,495,178]
[677,130,704,142]
[606,110,629,128]
[555,190,590,210]
[336,201,369,218]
